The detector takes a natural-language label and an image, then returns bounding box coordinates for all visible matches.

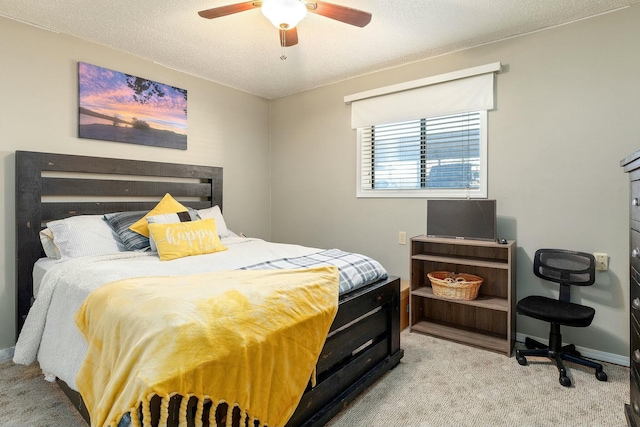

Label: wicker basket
[427,271,484,301]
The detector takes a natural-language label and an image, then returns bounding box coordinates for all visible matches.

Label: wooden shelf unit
[410,235,516,356]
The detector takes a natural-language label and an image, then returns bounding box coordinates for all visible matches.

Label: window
[357,111,487,198]
[346,62,500,199]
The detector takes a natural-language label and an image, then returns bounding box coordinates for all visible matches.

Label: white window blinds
[359,111,485,192]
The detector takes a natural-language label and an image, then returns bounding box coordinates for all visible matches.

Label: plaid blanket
[240,249,388,294]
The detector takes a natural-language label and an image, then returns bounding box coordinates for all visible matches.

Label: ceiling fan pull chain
[280,25,288,60]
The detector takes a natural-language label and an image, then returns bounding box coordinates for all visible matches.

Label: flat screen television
[426,199,497,242]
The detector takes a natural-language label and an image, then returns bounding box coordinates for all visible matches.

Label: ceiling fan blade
[279,27,299,47]
[308,1,371,27]
[198,1,261,19]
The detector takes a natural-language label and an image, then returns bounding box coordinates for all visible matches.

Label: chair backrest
[534,249,595,301]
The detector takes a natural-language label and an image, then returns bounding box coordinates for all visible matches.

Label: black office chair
[516,248,607,387]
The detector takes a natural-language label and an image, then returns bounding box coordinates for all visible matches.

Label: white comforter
[13,237,321,390]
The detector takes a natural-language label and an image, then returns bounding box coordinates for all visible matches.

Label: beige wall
[270,5,640,358]
[0,17,272,349]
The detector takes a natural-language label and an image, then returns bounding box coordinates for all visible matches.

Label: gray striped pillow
[103,210,150,251]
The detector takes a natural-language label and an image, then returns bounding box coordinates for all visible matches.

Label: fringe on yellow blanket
[127,394,265,427]
[75,267,340,427]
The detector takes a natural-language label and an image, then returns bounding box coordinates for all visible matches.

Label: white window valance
[345,62,501,129]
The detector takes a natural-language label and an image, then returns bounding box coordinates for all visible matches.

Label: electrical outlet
[594,252,608,271]
[398,231,407,245]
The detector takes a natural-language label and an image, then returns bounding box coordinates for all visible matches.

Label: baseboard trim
[515,333,629,367]
[0,346,15,362]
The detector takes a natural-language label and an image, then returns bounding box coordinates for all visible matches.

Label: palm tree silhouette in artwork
[125,75,188,116]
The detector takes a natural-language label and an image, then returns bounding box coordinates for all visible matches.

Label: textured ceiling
[0,0,636,99]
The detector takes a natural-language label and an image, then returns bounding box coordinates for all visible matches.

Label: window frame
[356,110,488,199]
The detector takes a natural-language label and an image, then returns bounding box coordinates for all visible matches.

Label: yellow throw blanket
[74,267,339,427]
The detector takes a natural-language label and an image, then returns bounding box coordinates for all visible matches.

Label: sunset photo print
[78,62,187,149]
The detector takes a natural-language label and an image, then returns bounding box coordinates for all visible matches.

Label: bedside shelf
[411,253,509,270]
[411,320,510,354]
[411,286,509,312]
[410,235,516,356]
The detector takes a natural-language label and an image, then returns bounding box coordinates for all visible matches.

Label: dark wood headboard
[15,151,223,338]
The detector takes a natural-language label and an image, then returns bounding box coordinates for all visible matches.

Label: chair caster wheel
[596,371,608,382]
[517,355,527,366]
[559,376,571,387]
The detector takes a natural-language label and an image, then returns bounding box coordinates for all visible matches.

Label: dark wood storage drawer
[631,368,640,426]
[632,318,640,375]
[633,268,640,325]
[632,180,640,224]
[632,230,640,273]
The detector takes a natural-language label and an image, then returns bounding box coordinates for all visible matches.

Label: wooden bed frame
[15,150,403,427]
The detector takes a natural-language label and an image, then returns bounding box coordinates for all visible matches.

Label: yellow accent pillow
[148,219,228,261]
[129,193,188,238]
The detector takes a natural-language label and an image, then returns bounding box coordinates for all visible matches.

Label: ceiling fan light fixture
[262,0,308,29]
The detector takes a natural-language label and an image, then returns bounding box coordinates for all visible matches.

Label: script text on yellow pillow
[148,218,227,261]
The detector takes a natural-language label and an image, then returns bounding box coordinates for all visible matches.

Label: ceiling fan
[198,0,372,55]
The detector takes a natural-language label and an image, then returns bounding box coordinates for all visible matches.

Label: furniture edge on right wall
[409,235,516,357]
[621,148,640,427]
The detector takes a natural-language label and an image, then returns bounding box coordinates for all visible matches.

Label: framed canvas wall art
[78,62,187,150]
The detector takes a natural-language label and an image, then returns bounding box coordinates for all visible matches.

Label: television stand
[410,236,516,356]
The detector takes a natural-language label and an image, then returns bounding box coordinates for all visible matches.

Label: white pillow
[146,210,199,252]
[46,215,127,258]
[39,228,61,259]
[196,205,231,238]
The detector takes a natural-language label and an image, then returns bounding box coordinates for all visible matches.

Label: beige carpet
[0,330,630,427]
[0,354,87,427]
[327,332,629,427]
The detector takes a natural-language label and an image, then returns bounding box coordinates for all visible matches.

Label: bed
[14,150,404,427]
